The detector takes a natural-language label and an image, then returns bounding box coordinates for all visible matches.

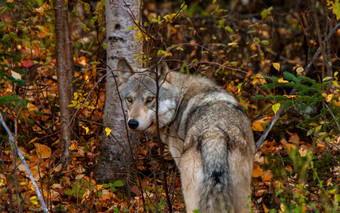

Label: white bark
[96,0,141,183]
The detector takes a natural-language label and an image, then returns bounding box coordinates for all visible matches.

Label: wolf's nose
[128,119,139,129]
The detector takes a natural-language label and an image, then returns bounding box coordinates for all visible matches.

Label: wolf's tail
[199,135,233,213]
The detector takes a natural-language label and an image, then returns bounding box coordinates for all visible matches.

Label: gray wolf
[117,58,255,213]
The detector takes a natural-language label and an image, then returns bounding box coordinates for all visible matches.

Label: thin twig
[155,62,173,212]
[324,103,340,133]
[256,22,340,151]
[0,112,48,213]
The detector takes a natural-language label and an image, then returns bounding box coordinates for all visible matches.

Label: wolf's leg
[228,148,253,212]
[177,147,204,213]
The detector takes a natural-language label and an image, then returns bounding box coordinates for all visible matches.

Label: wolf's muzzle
[128,119,139,129]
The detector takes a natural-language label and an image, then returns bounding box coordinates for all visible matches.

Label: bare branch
[0,112,48,213]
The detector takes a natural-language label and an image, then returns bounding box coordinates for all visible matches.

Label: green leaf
[65,189,73,196]
[322,76,332,82]
[261,6,273,20]
[225,26,233,33]
[261,40,270,46]
[272,103,281,114]
[328,0,340,20]
[113,180,124,187]
[33,0,44,7]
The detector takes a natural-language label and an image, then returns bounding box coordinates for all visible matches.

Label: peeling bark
[96,0,141,183]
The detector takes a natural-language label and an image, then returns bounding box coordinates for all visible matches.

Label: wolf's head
[116,58,178,133]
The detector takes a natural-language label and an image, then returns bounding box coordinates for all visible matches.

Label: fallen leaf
[81,189,91,204]
[252,120,264,132]
[261,170,273,181]
[11,71,21,80]
[252,163,264,178]
[75,174,85,180]
[298,145,309,157]
[34,143,51,159]
[288,132,300,144]
[285,165,292,172]
[255,189,267,197]
[23,60,34,68]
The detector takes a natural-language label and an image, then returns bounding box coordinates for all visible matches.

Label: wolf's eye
[146,97,154,103]
[126,97,133,103]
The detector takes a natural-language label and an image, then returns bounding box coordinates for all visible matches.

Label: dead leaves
[34,143,52,159]
[253,130,340,212]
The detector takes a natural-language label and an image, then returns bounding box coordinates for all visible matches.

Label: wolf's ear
[156,62,172,83]
[117,58,134,83]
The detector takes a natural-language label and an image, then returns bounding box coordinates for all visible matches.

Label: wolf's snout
[128,119,139,129]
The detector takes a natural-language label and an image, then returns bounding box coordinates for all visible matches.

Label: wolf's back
[174,77,255,212]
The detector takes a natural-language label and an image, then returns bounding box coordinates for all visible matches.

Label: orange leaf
[252,163,264,178]
[261,170,273,181]
[34,143,51,159]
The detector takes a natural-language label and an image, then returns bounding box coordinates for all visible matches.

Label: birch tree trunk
[96,0,141,183]
[54,0,74,168]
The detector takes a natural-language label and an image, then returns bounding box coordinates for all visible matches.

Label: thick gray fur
[117,59,255,213]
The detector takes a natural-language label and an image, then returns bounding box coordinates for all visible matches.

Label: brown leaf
[288,132,300,144]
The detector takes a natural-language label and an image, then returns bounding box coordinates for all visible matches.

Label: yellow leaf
[283,95,297,99]
[328,188,337,194]
[97,184,103,190]
[296,66,304,75]
[30,196,38,205]
[7,0,14,3]
[278,78,288,83]
[252,120,265,132]
[34,143,51,159]
[81,189,91,204]
[326,178,332,186]
[272,62,280,71]
[325,94,333,102]
[280,203,286,212]
[332,97,340,106]
[82,126,89,134]
[272,103,281,114]
[227,42,238,46]
[251,73,267,85]
[35,7,44,14]
[105,127,112,136]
